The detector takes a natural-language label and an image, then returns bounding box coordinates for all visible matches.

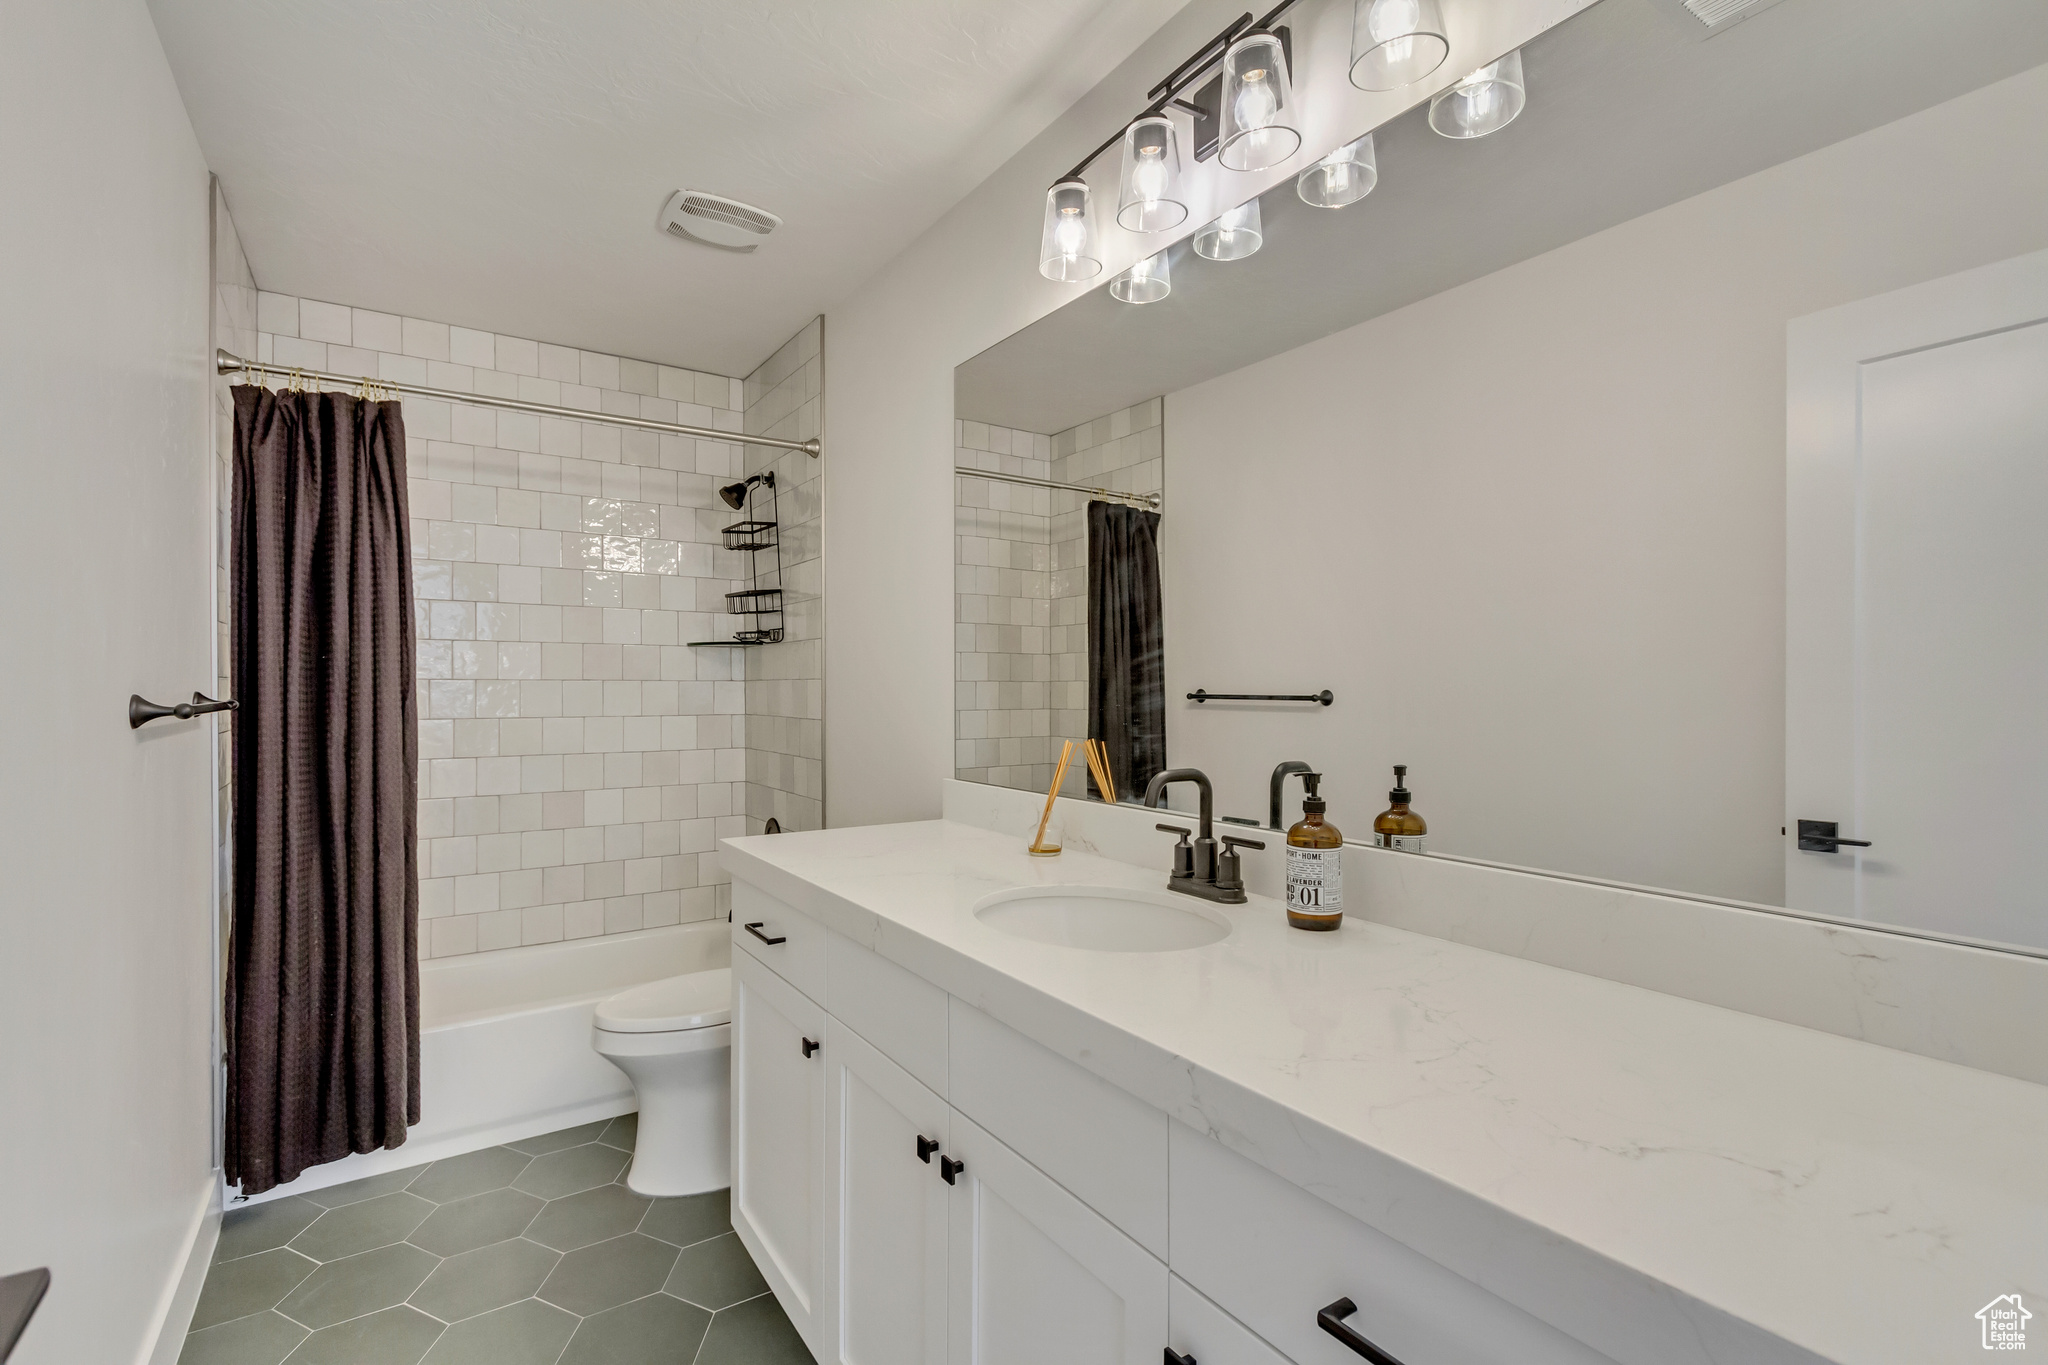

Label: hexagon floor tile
[182,1118,814,1364]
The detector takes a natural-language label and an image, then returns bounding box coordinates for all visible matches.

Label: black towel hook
[130,692,239,729]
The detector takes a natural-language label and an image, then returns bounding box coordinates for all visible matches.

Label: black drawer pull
[940,1155,965,1185]
[1165,1351,1196,1365]
[801,1037,820,1058]
[743,921,787,945]
[1318,1298,1406,1364]
[917,1135,939,1163]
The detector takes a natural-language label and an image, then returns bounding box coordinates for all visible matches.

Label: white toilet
[590,967,732,1197]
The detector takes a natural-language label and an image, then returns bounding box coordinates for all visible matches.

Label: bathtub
[239,920,729,1205]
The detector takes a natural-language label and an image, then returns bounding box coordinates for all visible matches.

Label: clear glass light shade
[1109,249,1171,304]
[1349,0,1448,91]
[1115,116,1188,233]
[1217,31,1301,172]
[1297,133,1378,208]
[1429,49,1527,139]
[1192,199,1263,262]
[1038,179,1103,282]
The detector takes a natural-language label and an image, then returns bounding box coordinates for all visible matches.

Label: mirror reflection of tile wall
[955,398,1164,795]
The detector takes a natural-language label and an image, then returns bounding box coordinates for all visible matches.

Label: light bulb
[1367,0,1419,42]
[1132,152,1167,208]
[1233,69,1277,134]
[1038,178,1101,281]
[1053,210,1085,258]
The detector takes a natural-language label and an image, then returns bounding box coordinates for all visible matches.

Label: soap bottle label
[1373,832,1427,853]
[1286,846,1343,912]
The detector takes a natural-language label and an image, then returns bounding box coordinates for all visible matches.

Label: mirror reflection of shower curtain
[1087,500,1165,799]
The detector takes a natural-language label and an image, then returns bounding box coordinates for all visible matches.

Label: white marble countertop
[719,818,2047,1365]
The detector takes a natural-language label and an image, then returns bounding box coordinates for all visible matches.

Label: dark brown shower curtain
[1087,500,1166,800]
[226,385,419,1196]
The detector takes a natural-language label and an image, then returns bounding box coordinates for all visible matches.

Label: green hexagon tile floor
[178,1116,815,1365]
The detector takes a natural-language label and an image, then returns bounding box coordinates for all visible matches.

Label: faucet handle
[1221,835,1266,852]
[1215,835,1265,894]
[1155,823,1195,880]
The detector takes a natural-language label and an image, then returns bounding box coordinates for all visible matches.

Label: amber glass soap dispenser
[1285,772,1344,931]
[1373,765,1428,852]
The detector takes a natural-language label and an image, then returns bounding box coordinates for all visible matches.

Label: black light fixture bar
[1058,0,1303,185]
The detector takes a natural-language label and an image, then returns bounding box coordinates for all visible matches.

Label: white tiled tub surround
[741,318,824,834]
[955,399,1165,796]
[252,292,753,957]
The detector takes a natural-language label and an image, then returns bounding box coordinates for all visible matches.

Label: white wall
[0,2,219,1361]
[1163,64,2048,904]
[822,0,1587,827]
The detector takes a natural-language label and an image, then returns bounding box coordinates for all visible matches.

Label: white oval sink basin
[973,885,1231,952]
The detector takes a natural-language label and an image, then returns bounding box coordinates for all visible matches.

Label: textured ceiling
[148,0,1187,375]
[957,0,2048,434]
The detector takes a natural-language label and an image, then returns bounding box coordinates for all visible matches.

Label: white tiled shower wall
[248,293,761,957]
[955,398,1163,796]
[741,319,824,833]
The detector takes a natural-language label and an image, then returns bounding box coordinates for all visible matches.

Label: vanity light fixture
[1193,199,1263,262]
[1218,30,1301,171]
[1110,249,1172,304]
[1038,178,1103,281]
[1429,49,1527,139]
[1297,133,1377,208]
[1116,116,1189,232]
[1349,0,1448,91]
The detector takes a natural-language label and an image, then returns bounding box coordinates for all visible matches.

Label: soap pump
[1372,765,1428,852]
[1284,772,1344,932]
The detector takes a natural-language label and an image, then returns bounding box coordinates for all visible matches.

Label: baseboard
[234,1093,637,1207]
[141,1178,220,1365]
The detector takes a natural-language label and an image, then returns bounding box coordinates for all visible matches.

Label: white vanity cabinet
[731,881,1620,1365]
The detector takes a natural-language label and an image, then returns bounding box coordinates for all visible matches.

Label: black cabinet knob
[940,1155,965,1185]
[1317,1298,1406,1364]
[1164,1350,1197,1365]
[916,1135,939,1164]
[801,1037,820,1058]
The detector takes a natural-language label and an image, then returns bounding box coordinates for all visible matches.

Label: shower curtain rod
[216,349,820,456]
[956,465,1160,510]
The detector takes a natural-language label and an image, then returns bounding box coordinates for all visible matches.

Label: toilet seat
[594,967,731,1034]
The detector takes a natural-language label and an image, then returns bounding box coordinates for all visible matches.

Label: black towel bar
[1188,689,1333,706]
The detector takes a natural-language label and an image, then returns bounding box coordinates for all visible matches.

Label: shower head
[718,471,774,510]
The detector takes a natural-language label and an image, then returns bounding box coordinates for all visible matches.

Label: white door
[946,1111,1168,1365]
[1787,247,2048,951]
[731,946,829,1352]
[826,1019,951,1365]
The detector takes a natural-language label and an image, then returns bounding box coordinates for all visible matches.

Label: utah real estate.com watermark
[1979,1295,2031,1351]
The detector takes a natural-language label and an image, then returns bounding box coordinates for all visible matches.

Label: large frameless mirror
[954,0,2048,955]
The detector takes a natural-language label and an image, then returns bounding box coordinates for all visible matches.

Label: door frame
[1786,245,2048,926]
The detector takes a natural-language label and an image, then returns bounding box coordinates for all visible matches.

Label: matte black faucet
[1145,767,1265,904]
[1269,760,1313,831]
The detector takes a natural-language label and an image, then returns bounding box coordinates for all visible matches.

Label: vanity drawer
[733,879,827,1004]
[1170,1275,1295,1365]
[826,928,949,1098]
[1170,1124,1615,1365]
[948,999,1169,1258]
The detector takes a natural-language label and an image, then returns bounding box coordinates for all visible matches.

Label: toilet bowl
[590,967,732,1197]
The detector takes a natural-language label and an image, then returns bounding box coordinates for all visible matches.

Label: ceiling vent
[1678,0,1790,32]
[659,190,780,254]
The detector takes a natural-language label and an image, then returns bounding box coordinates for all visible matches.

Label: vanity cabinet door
[827,1019,950,1365]
[945,1111,1167,1365]
[732,947,829,1356]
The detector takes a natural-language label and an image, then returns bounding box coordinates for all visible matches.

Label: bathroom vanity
[720,789,2045,1365]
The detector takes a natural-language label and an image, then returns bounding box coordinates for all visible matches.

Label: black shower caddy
[691,471,784,646]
